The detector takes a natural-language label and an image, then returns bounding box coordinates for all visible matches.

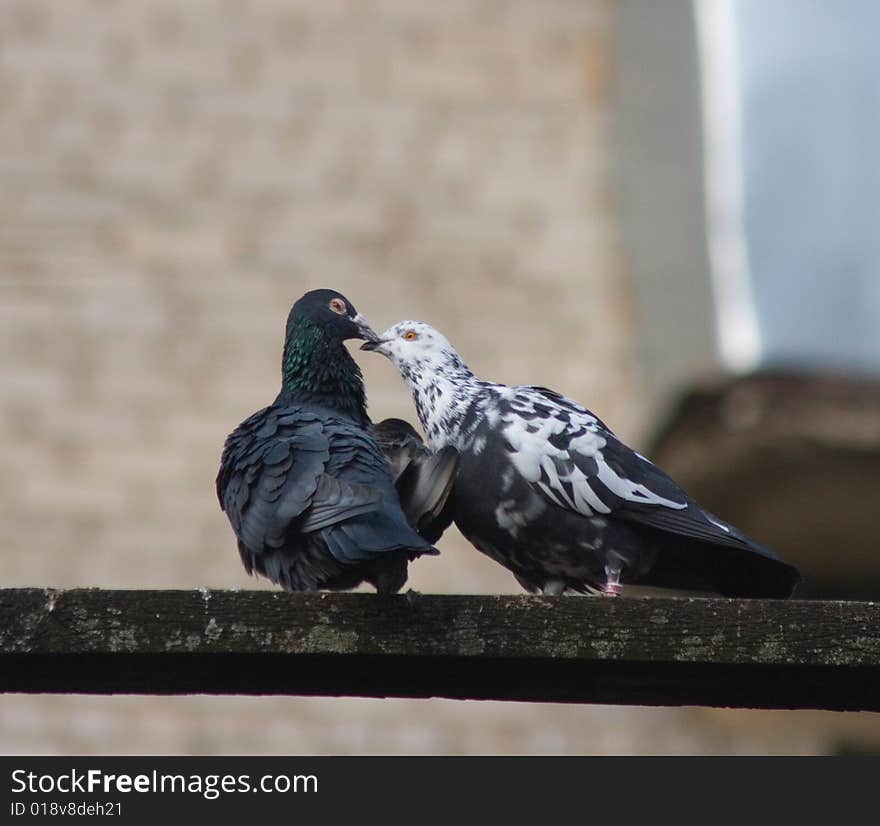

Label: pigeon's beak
[352,313,380,344]
[359,337,385,352]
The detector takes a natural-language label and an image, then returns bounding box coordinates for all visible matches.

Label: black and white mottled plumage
[216,290,437,594]
[371,418,459,545]
[363,322,801,598]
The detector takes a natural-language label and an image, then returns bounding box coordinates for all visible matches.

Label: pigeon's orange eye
[404,330,418,341]
[329,298,347,315]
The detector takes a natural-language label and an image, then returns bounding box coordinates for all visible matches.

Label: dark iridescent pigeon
[363,321,801,598]
[371,418,459,545]
[216,290,437,594]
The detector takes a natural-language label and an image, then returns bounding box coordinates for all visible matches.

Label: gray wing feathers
[299,474,385,533]
[504,394,769,554]
[396,445,458,528]
[231,422,330,551]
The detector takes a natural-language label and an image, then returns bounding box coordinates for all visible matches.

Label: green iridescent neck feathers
[280,317,368,422]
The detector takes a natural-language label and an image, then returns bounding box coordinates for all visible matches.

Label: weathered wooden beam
[1,588,878,711]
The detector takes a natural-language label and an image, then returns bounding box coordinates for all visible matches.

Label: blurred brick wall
[0,0,871,755]
[0,0,633,592]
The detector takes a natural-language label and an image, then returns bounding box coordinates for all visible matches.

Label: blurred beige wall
[0,0,874,755]
[0,0,635,593]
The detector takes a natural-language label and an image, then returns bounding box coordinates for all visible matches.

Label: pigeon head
[361,321,466,371]
[279,289,377,422]
[362,321,478,446]
[287,289,378,344]
[371,417,424,449]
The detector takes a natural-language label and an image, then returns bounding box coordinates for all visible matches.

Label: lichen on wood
[1,588,878,710]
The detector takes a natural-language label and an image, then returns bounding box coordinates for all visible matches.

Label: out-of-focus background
[2,0,879,755]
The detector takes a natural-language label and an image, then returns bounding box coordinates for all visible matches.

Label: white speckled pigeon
[216,290,438,594]
[363,321,800,598]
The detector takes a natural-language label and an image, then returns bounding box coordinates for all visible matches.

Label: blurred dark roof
[648,371,880,599]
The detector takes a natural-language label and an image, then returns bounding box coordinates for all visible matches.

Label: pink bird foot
[602,564,622,597]
[601,581,623,597]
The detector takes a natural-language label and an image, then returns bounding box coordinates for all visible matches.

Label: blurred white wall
[737,0,880,374]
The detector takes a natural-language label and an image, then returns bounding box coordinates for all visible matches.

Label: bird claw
[602,563,623,597]
[404,588,424,608]
[601,581,623,597]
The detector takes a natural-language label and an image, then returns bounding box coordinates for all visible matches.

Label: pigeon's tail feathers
[322,522,374,564]
[641,536,801,598]
[396,445,459,542]
[620,500,776,558]
[298,474,385,533]
[714,554,801,599]
[618,497,800,597]
[320,508,439,566]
